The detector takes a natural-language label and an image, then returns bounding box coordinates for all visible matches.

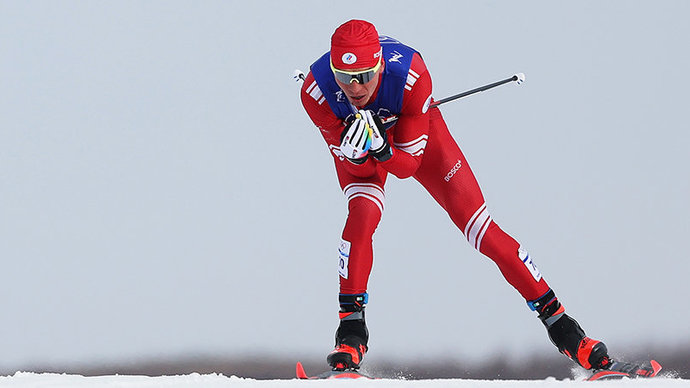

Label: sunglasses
[330,58,382,84]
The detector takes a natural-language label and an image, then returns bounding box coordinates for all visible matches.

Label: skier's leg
[328,169,386,370]
[338,193,382,294]
[414,108,610,369]
[414,108,549,300]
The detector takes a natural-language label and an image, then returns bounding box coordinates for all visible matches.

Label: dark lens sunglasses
[330,58,382,84]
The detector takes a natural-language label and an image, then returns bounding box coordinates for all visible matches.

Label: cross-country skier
[299,19,611,373]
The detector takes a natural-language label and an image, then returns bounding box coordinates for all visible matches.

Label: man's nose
[345,82,366,92]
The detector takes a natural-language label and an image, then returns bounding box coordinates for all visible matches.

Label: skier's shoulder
[300,71,324,110]
[300,71,340,132]
[410,52,428,77]
[379,36,427,71]
[379,37,430,97]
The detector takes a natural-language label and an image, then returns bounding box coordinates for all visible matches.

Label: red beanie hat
[330,19,382,70]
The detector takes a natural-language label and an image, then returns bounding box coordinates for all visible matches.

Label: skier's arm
[300,72,378,178]
[376,54,432,179]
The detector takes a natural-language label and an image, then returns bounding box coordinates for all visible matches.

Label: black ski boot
[327,293,369,371]
[530,290,611,370]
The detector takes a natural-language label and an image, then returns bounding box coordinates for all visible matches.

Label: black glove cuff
[368,113,392,162]
[370,145,392,162]
[346,155,368,165]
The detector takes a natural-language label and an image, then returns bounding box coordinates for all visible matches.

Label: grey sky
[1,1,688,371]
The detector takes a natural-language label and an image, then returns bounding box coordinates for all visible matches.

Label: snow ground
[0,373,687,388]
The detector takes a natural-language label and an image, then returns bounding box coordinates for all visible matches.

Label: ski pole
[430,73,524,108]
[387,73,524,125]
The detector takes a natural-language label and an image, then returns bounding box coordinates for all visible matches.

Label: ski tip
[295,361,309,379]
[650,360,662,376]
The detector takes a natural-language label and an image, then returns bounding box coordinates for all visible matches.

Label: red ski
[587,360,662,381]
[295,361,373,380]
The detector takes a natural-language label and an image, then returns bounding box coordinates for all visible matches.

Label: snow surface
[0,373,688,388]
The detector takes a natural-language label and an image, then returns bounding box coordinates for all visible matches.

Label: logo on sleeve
[422,94,432,114]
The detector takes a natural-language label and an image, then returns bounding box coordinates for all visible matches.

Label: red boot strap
[576,337,599,369]
[330,344,364,364]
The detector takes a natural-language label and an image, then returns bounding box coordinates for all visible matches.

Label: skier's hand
[359,110,392,162]
[340,116,371,164]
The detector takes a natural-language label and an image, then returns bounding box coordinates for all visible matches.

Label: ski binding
[587,359,662,381]
[295,361,373,380]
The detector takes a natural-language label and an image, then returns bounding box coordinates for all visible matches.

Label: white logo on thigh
[518,246,542,282]
[338,239,352,279]
[444,159,462,182]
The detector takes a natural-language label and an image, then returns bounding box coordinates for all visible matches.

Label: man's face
[333,62,382,106]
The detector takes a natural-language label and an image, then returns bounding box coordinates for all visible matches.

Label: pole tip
[293,69,306,82]
[514,72,525,85]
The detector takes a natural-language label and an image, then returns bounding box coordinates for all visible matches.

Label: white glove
[356,110,382,152]
[358,110,392,162]
[340,115,371,163]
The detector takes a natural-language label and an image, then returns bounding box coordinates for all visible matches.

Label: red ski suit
[300,52,550,302]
